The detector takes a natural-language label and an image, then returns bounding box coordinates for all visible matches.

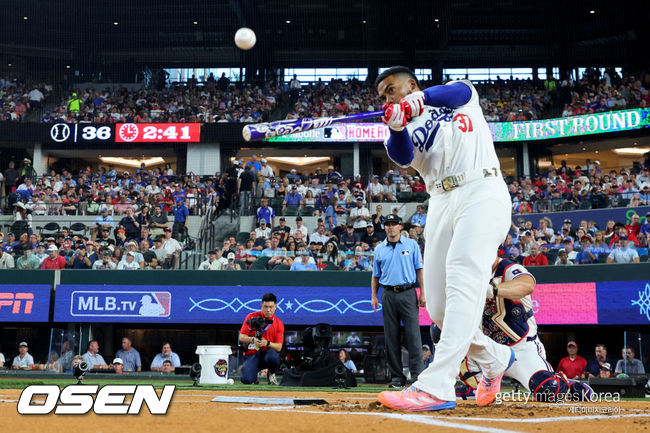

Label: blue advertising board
[513,206,650,233]
[0,285,51,322]
[54,285,380,325]
[597,280,650,325]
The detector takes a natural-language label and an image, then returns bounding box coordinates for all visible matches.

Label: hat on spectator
[599,362,611,371]
[279,217,285,221]
[562,238,573,243]
[117,229,126,234]
[356,197,363,201]
[564,219,571,223]
[100,206,109,213]
[567,340,577,348]
[327,165,334,170]
[154,237,164,243]
[296,216,302,221]
[260,219,267,224]
[46,237,55,242]
[619,234,628,240]
[412,222,421,227]
[113,358,123,365]
[208,250,216,255]
[47,245,58,252]
[19,341,28,347]
[422,344,431,352]
[594,160,600,165]
[227,252,236,260]
[580,236,592,242]
[384,214,402,225]
[163,228,172,232]
[23,158,31,163]
[558,248,566,253]
[290,169,297,173]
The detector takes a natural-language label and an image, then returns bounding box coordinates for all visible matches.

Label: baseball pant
[381,288,423,383]
[241,349,281,384]
[413,176,513,401]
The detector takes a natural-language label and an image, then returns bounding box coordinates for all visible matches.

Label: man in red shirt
[556,341,587,380]
[239,293,284,385]
[625,214,641,237]
[40,245,67,269]
[522,243,548,267]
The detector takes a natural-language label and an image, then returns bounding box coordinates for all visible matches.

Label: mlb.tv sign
[0,285,51,322]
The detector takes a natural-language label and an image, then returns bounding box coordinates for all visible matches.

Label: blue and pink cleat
[377,385,456,411]
[475,348,516,407]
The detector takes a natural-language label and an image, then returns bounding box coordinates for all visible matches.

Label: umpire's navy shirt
[372,236,423,286]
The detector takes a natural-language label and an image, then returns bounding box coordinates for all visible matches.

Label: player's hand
[418,293,426,308]
[371,295,380,312]
[400,91,425,119]
[381,103,407,131]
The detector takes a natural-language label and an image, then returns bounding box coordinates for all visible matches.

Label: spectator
[554,249,573,266]
[3,161,18,196]
[282,186,304,215]
[237,165,257,216]
[349,198,370,230]
[368,175,384,202]
[574,236,597,264]
[198,250,222,270]
[92,248,117,270]
[11,342,34,369]
[339,349,357,373]
[562,239,578,262]
[256,198,275,227]
[0,245,16,269]
[255,219,271,239]
[290,251,318,271]
[117,252,140,270]
[371,205,385,233]
[606,235,640,263]
[68,245,92,269]
[112,358,125,374]
[583,343,615,379]
[150,342,181,371]
[115,337,142,372]
[410,205,427,227]
[223,252,242,270]
[91,206,114,241]
[340,224,360,251]
[40,244,66,269]
[522,243,548,266]
[149,205,169,238]
[361,223,382,246]
[324,197,338,231]
[172,198,189,240]
[272,217,291,242]
[614,347,645,375]
[291,216,309,239]
[556,341,587,380]
[162,227,183,257]
[82,340,108,370]
[262,237,282,257]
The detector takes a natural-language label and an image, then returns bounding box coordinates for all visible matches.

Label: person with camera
[239,293,284,385]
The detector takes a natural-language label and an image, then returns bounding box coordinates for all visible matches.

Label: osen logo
[17,384,175,415]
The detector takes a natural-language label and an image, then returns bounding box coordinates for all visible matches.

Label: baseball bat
[242,110,384,142]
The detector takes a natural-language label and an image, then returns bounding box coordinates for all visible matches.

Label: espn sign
[0,285,51,322]
[18,385,175,415]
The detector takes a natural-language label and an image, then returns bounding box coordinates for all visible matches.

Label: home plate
[211,396,328,405]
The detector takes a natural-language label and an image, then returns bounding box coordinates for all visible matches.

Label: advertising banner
[115,123,201,142]
[0,285,51,322]
[513,206,650,233]
[266,108,650,143]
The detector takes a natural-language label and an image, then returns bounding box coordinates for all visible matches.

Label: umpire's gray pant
[381,288,423,383]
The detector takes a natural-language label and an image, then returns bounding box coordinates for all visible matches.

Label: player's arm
[421,81,472,109]
[384,129,414,167]
[490,274,535,301]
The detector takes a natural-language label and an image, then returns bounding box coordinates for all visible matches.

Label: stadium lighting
[113,21,119,25]
[362,20,366,24]
[193,21,198,25]
[589,10,595,14]
[23,16,28,20]
[434,18,440,22]
[285,20,291,23]
[613,147,650,155]
[265,156,330,166]
[66,65,70,69]
[99,156,166,167]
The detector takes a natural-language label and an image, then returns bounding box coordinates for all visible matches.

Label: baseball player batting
[459,257,593,402]
[375,66,515,411]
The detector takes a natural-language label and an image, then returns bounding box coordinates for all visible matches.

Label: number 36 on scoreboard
[115,123,201,143]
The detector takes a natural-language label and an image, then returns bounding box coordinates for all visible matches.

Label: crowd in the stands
[0,76,52,121]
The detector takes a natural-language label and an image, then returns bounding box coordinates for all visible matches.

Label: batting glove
[381,103,407,131]
[400,91,425,119]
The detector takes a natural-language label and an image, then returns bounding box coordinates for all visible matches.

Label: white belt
[430,168,500,194]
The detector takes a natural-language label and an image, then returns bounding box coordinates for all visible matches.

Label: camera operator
[238,293,284,385]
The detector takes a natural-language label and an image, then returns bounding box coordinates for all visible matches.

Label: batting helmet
[529,371,569,402]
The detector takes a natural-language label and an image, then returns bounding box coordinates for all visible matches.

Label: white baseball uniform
[466,259,553,390]
[386,80,513,401]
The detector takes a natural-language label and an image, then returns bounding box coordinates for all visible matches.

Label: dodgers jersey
[482,259,537,346]
[385,80,500,193]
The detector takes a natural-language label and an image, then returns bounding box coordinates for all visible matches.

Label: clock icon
[118,123,138,142]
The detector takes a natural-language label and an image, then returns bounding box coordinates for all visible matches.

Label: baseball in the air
[234,27,256,50]
[227,378,235,385]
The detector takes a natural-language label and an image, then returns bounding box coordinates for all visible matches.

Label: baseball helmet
[529,371,569,402]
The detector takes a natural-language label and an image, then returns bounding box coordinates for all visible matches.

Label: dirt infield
[1,388,648,433]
